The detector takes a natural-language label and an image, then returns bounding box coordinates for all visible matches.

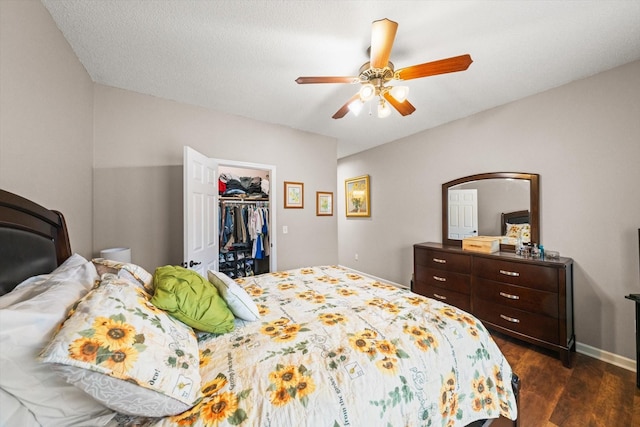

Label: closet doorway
[183,146,277,277]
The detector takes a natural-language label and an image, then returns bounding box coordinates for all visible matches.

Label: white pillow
[207,270,260,321]
[0,255,116,427]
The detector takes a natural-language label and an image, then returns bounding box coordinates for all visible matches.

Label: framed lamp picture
[316,191,333,216]
[284,181,304,208]
[345,175,370,217]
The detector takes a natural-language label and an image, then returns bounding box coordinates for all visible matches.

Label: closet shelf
[220,196,269,202]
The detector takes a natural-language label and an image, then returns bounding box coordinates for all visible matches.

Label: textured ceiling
[41,0,640,158]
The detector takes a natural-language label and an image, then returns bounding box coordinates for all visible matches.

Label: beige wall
[338,60,640,361]
[92,85,338,272]
[0,0,94,257]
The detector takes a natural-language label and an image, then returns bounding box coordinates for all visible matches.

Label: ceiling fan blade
[370,18,398,69]
[395,54,473,81]
[332,93,361,119]
[295,76,359,84]
[383,92,416,116]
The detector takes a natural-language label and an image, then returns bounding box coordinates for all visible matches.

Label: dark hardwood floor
[489,332,639,427]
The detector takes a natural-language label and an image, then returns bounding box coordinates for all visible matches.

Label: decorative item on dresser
[414,242,575,368]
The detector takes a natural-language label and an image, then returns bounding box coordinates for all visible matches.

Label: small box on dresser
[462,236,501,254]
[414,242,575,367]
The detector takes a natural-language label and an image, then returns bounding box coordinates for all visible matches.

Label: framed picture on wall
[316,191,333,216]
[284,181,304,208]
[345,175,370,217]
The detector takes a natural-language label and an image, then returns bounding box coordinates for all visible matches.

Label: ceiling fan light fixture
[389,85,409,102]
[296,19,472,120]
[377,99,391,118]
[348,99,364,116]
[359,83,376,101]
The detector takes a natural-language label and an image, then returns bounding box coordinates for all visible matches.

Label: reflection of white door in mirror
[448,189,478,239]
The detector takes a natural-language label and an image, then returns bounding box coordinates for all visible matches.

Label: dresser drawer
[474,277,558,317]
[413,283,471,312]
[473,257,558,292]
[415,265,470,294]
[474,300,559,343]
[415,248,471,273]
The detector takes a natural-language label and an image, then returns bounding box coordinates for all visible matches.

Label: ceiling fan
[295,18,473,119]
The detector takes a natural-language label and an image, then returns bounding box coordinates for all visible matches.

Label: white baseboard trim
[576,341,636,372]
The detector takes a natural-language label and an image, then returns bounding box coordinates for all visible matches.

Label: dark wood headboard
[500,210,530,235]
[0,189,72,295]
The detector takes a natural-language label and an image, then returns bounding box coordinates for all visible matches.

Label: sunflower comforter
[147,265,517,427]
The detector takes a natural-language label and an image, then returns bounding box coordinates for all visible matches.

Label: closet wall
[218,166,271,278]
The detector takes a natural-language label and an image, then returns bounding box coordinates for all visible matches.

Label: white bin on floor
[99,247,131,263]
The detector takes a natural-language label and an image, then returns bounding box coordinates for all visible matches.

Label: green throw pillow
[151,265,235,333]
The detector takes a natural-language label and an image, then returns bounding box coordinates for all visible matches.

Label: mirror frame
[441,172,540,251]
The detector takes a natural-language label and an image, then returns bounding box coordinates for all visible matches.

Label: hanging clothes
[221,205,234,248]
[251,207,264,259]
[248,205,270,260]
[220,201,269,257]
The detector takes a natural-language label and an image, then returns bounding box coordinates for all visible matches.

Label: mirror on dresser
[441,172,540,251]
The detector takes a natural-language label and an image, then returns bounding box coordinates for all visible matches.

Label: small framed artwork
[345,175,370,217]
[284,181,304,208]
[316,191,333,216]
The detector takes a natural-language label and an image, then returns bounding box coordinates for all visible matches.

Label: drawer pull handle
[433,276,447,282]
[499,291,520,300]
[433,293,447,301]
[500,314,520,323]
[499,269,520,277]
[433,258,447,264]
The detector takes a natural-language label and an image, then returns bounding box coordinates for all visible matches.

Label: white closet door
[183,146,219,275]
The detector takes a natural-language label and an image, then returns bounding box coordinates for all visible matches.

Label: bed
[500,210,530,246]
[0,189,519,427]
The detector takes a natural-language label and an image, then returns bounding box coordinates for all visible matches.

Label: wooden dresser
[414,242,575,367]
